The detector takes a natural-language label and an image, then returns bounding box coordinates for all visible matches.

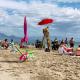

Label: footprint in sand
[10,73,20,77]
[0,64,2,68]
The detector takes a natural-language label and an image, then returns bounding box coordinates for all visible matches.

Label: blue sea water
[74,42,79,48]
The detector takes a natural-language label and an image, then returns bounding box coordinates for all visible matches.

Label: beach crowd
[0,36,80,57]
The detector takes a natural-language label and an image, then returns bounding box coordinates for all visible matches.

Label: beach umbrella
[22,16,28,42]
[20,16,28,48]
[38,18,54,50]
[19,52,28,62]
[14,46,28,62]
[19,51,33,62]
[38,18,53,25]
[14,47,34,62]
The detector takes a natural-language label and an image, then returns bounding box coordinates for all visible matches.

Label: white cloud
[0,0,80,40]
[56,0,80,3]
[11,0,80,3]
[0,0,27,10]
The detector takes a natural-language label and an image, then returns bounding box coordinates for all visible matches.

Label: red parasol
[38,18,53,25]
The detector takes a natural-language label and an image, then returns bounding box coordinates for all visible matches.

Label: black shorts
[70,43,74,47]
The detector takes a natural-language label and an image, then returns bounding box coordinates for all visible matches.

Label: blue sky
[0,0,80,41]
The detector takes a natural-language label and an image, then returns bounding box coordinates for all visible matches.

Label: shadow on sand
[0,60,19,63]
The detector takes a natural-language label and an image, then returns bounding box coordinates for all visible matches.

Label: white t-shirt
[58,47,64,54]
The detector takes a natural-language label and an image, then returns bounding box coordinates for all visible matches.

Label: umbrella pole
[15,46,22,55]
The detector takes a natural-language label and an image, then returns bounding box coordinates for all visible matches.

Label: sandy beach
[0,47,80,80]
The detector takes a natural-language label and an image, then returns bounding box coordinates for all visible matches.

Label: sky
[0,0,80,41]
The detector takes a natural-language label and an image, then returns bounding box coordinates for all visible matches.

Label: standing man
[69,37,74,48]
[42,27,51,52]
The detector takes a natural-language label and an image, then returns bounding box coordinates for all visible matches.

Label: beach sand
[0,47,80,80]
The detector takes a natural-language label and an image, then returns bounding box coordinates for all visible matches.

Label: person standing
[65,38,68,45]
[42,27,51,52]
[69,37,74,48]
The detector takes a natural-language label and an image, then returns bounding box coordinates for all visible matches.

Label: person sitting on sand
[58,41,74,55]
[1,39,9,49]
[35,40,42,48]
[52,37,59,50]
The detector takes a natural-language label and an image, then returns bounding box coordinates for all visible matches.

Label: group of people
[0,37,80,56]
[40,26,75,53]
[52,37,74,50]
[35,35,80,56]
[58,37,80,56]
[34,26,75,53]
